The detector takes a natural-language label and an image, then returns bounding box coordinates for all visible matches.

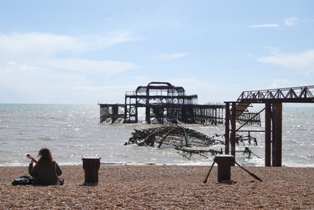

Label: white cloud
[132,76,151,81]
[250,17,299,28]
[0,32,137,75]
[0,32,78,58]
[44,58,137,75]
[3,61,45,72]
[79,31,137,51]
[256,49,314,74]
[0,31,136,58]
[168,78,238,103]
[0,31,138,104]
[284,17,298,26]
[250,24,279,28]
[158,53,189,60]
[0,61,133,104]
[72,85,135,91]
[267,79,292,89]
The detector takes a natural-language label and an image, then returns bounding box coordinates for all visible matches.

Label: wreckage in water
[125,125,261,159]
[125,125,224,158]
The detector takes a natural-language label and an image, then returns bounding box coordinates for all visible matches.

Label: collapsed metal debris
[124,125,225,158]
[125,125,223,147]
[124,125,260,159]
[175,147,223,159]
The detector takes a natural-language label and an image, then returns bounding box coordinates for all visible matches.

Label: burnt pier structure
[99,82,260,125]
[99,82,226,124]
[225,85,314,167]
[124,82,225,124]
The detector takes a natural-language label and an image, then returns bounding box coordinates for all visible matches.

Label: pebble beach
[1,165,313,209]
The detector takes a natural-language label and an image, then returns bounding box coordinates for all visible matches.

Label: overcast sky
[1,1,313,104]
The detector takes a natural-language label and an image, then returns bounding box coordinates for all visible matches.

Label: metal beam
[225,102,230,155]
[236,85,314,103]
[231,102,236,157]
[272,103,282,166]
[265,102,271,166]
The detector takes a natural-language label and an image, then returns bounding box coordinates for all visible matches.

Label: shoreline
[1,165,313,209]
[2,161,314,167]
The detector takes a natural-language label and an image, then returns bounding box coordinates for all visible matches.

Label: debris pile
[125,125,223,147]
[125,125,260,159]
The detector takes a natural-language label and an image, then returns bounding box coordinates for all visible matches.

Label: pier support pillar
[264,102,282,167]
[265,102,271,166]
[225,102,230,154]
[272,103,282,166]
[230,102,236,158]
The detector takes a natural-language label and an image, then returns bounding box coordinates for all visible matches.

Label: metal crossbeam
[237,85,314,103]
[227,84,314,167]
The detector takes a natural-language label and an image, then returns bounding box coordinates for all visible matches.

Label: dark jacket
[28,161,62,185]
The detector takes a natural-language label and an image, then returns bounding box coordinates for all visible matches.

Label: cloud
[0,60,135,103]
[267,79,292,89]
[255,49,314,74]
[158,53,189,60]
[249,24,279,28]
[44,58,137,75]
[0,32,137,73]
[3,61,45,72]
[250,17,299,29]
[250,17,299,28]
[284,17,299,26]
[0,32,136,58]
[72,85,135,91]
[0,32,77,61]
[79,31,137,51]
[0,31,138,104]
[168,78,238,103]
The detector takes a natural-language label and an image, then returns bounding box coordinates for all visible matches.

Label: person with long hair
[28,148,63,185]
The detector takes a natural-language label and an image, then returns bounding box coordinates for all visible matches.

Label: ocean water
[0,104,313,167]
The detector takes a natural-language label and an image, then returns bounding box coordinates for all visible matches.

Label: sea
[0,104,313,167]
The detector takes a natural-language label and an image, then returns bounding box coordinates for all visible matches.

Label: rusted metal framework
[191,104,226,125]
[99,82,231,125]
[99,104,124,123]
[124,82,198,124]
[225,85,314,167]
[123,82,227,124]
[99,82,263,126]
[237,85,314,102]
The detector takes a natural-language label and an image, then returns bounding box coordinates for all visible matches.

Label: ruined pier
[99,82,260,125]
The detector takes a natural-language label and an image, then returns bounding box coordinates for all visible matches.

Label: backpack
[12,175,34,186]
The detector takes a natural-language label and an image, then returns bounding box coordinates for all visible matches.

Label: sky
[0,0,314,104]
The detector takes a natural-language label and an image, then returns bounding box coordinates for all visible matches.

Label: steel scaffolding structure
[225,85,314,167]
[99,82,264,126]
[99,82,234,125]
[124,82,198,124]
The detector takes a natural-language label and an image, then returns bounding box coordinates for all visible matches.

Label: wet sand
[1,165,313,209]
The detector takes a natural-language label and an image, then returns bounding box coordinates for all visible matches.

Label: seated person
[28,148,63,185]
